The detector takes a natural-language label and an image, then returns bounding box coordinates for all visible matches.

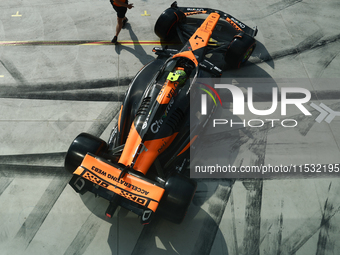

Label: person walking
[110,0,134,44]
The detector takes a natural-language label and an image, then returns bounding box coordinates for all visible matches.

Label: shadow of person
[112,23,155,66]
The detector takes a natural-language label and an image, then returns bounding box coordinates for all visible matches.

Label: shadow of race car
[64,1,257,224]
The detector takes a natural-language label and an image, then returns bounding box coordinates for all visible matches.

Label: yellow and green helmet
[167,69,187,85]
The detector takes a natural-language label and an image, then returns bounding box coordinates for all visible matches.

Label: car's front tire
[224,32,256,69]
[154,8,186,40]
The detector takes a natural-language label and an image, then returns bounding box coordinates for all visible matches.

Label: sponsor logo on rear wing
[73,154,165,212]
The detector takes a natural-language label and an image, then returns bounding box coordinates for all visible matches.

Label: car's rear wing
[173,3,257,38]
[72,154,165,212]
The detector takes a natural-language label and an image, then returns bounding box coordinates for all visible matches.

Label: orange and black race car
[64,2,257,224]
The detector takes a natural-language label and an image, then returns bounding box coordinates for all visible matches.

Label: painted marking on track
[0,75,4,77]
[12,11,22,17]
[0,40,181,46]
[141,11,150,16]
[81,40,161,45]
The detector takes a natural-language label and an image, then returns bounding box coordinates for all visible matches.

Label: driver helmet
[167,68,187,86]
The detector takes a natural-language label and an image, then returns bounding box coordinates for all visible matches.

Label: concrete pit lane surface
[1,0,340,254]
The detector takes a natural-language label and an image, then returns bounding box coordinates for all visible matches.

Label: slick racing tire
[154,8,186,40]
[64,133,108,174]
[224,32,256,69]
[157,173,197,224]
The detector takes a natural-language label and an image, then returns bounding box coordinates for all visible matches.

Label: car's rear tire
[154,8,186,40]
[224,33,256,69]
[157,173,196,224]
[64,133,108,174]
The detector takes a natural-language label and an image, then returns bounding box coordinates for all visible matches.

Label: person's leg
[111,6,127,43]
[115,17,124,37]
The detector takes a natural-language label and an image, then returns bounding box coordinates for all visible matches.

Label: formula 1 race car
[64,2,257,224]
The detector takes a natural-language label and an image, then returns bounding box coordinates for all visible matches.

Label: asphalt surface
[1,0,340,254]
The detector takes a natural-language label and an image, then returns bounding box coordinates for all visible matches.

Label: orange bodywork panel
[172,13,220,65]
[74,154,165,212]
[117,105,123,132]
[157,79,179,104]
[119,78,179,174]
[177,135,198,156]
[172,51,198,66]
[118,122,142,166]
[189,12,220,51]
[133,133,178,174]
